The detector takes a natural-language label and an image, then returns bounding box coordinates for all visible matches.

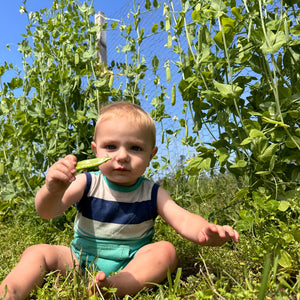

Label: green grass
[0,214,248,299]
[0,174,299,299]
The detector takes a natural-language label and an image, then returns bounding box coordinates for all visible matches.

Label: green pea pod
[166,64,171,83]
[76,157,111,171]
[168,31,172,48]
[171,83,176,106]
[109,72,114,89]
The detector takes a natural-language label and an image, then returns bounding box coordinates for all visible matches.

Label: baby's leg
[0,244,78,300]
[91,241,177,297]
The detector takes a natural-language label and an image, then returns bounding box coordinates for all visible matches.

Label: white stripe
[88,173,152,203]
[74,213,154,240]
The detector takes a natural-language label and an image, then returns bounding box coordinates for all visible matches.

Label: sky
[0,0,129,67]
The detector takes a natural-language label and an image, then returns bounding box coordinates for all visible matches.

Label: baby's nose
[115,147,129,162]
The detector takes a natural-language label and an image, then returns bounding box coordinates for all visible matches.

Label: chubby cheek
[136,158,151,172]
[99,161,111,174]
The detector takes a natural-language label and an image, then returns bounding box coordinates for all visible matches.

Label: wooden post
[95,11,107,67]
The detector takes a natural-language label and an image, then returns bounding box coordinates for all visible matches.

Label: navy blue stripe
[80,197,156,224]
[75,173,92,211]
[151,183,159,219]
[84,172,92,197]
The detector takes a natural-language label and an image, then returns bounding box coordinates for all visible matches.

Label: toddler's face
[91,117,157,186]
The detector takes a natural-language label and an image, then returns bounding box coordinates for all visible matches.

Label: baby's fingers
[223,225,240,242]
[219,225,240,243]
[198,224,239,246]
[46,155,77,188]
[61,155,77,177]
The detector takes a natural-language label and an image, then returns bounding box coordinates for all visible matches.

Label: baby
[0,101,239,299]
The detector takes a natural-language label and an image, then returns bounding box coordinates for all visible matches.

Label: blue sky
[0,0,129,67]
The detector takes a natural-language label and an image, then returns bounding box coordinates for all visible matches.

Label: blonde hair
[94,102,156,147]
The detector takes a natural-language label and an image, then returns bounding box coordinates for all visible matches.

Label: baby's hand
[198,223,239,247]
[45,155,77,194]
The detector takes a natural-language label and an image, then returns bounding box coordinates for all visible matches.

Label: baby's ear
[150,146,158,159]
[91,141,97,154]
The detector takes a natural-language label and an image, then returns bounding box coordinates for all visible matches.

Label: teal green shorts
[70,237,151,276]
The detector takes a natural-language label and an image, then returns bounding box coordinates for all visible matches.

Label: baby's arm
[157,187,239,246]
[35,154,86,219]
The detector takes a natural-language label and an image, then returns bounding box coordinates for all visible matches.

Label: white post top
[95,11,107,66]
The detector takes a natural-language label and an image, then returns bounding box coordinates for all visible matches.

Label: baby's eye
[131,145,142,151]
[106,144,116,150]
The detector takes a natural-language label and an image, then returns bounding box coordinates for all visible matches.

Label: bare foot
[90,271,109,297]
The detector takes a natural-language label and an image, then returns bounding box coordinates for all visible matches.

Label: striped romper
[70,171,159,276]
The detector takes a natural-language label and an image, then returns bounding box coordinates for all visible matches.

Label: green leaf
[236,220,252,231]
[261,30,286,54]
[151,23,159,34]
[258,144,279,162]
[250,129,265,138]
[214,16,235,49]
[178,78,198,101]
[278,200,290,212]
[152,55,159,71]
[288,110,299,118]
[8,77,23,90]
[82,48,96,60]
[185,157,204,175]
[231,7,243,21]
[239,210,255,223]
[126,24,132,34]
[152,161,160,169]
[263,200,279,212]
[285,135,300,148]
[4,124,15,136]
[111,22,118,29]
[200,157,211,171]
[191,9,201,22]
[214,81,243,98]
[290,24,300,36]
[230,160,247,168]
[293,230,300,242]
[221,16,235,28]
[240,137,253,146]
[45,108,55,116]
[216,147,229,164]
[145,0,151,9]
[211,0,227,14]
[230,188,249,204]
[278,250,292,268]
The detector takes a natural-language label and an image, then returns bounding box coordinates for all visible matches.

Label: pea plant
[112,0,300,277]
[0,0,299,287]
[0,0,114,211]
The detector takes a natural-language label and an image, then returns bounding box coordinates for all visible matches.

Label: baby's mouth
[115,167,128,171]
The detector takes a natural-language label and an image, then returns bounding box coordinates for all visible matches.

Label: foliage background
[0,0,299,298]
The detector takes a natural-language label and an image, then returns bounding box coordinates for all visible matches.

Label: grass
[0,173,299,299]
